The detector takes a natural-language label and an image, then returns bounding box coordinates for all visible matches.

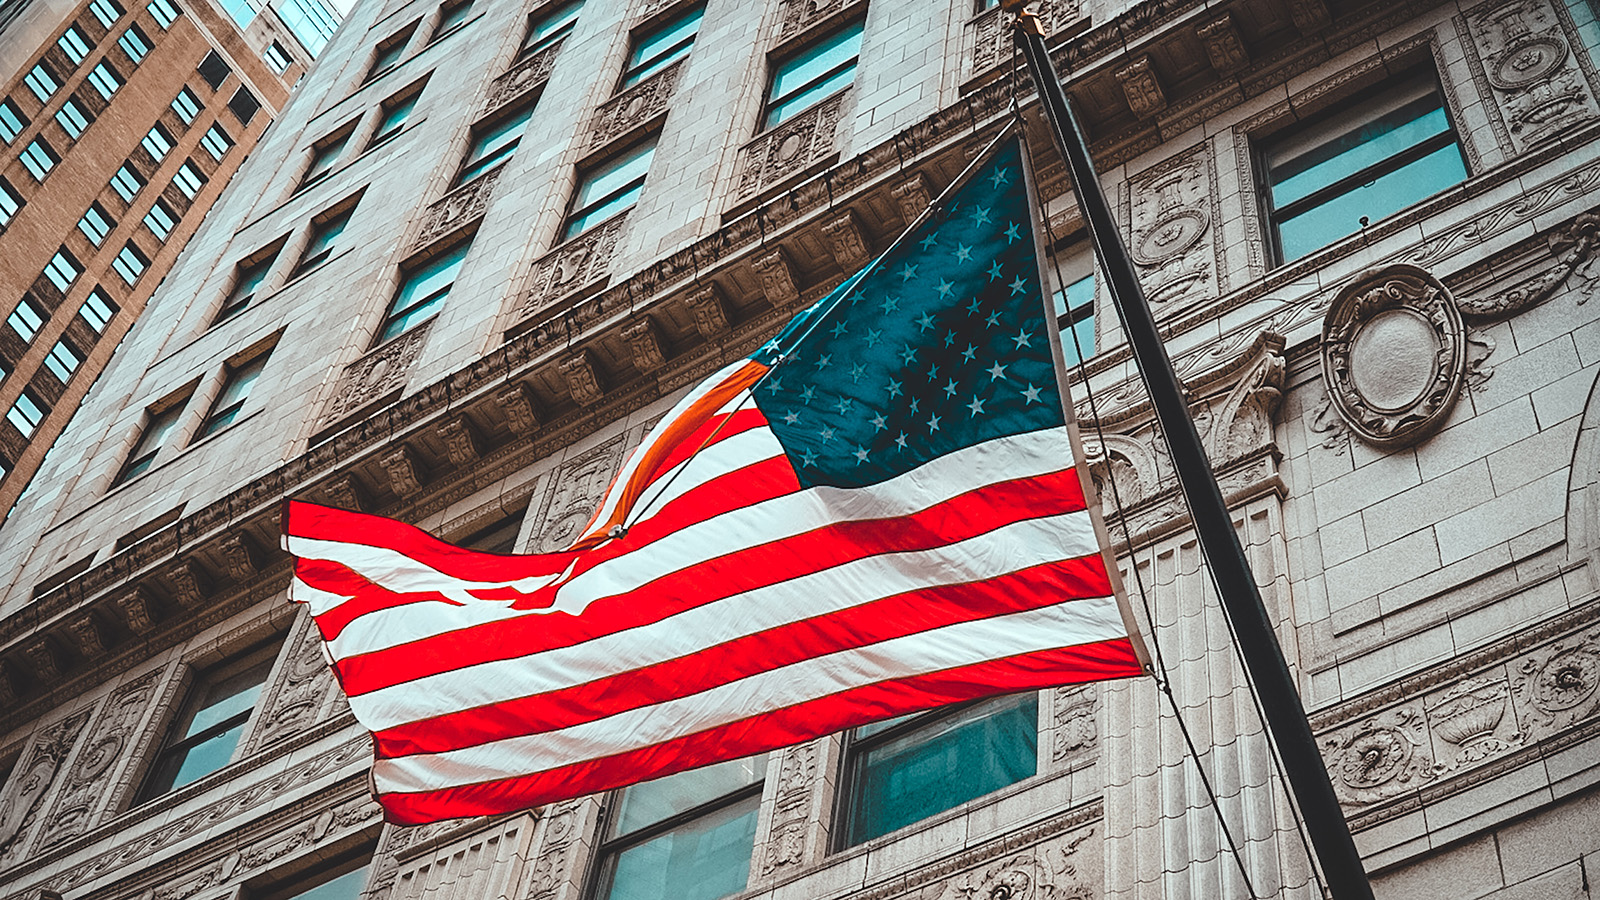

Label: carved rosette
[683,283,730,338]
[1320,265,1468,448]
[1463,0,1598,152]
[483,39,563,117]
[735,91,847,202]
[1319,706,1434,807]
[413,165,504,251]
[590,60,682,150]
[322,319,433,426]
[966,0,1078,77]
[1510,625,1600,739]
[1126,149,1219,310]
[520,213,628,319]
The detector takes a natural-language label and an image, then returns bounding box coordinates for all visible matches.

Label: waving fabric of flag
[283,136,1147,825]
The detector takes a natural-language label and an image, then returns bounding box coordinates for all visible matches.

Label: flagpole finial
[1006,2,1046,37]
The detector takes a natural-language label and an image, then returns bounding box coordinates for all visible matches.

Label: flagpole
[1006,9,1376,900]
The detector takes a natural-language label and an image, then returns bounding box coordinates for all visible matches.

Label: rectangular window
[197,49,231,89]
[21,138,58,180]
[620,3,701,90]
[456,104,532,184]
[78,202,115,245]
[257,856,371,900]
[593,756,766,900]
[135,639,277,798]
[460,505,528,553]
[119,24,152,63]
[197,352,268,438]
[80,287,117,331]
[141,123,174,160]
[113,241,149,285]
[227,86,259,124]
[764,21,863,129]
[174,160,206,198]
[89,0,124,28]
[111,163,145,201]
[1262,72,1467,264]
[366,23,416,81]
[368,90,418,147]
[299,130,349,189]
[520,0,581,58]
[44,248,81,291]
[217,252,275,319]
[293,206,352,275]
[200,123,232,160]
[171,86,202,123]
[0,100,28,143]
[1053,247,1096,366]
[264,40,292,74]
[88,62,122,99]
[144,199,177,240]
[380,240,470,342]
[430,0,473,42]
[148,0,180,28]
[57,26,92,64]
[54,99,91,139]
[8,298,45,341]
[0,178,22,228]
[25,64,59,103]
[44,339,81,381]
[839,693,1037,847]
[563,138,655,240]
[6,391,46,437]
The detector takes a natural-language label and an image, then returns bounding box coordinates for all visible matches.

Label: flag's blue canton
[750,139,1061,489]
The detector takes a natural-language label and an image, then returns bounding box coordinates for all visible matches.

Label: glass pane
[847,693,1037,845]
[603,793,760,900]
[1277,141,1465,262]
[573,142,656,214]
[1268,83,1447,208]
[394,243,469,312]
[624,5,701,86]
[166,720,248,790]
[381,292,446,340]
[287,866,369,900]
[764,63,856,128]
[463,105,533,170]
[525,0,582,51]
[184,656,271,737]
[1060,314,1095,366]
[613,755,767,837]
[770,23,862,104]
[377,94,417,134]
[213,356,266,413]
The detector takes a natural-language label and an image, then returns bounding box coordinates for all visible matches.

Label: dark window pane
[198,50,231,88]
[602,794,759,900]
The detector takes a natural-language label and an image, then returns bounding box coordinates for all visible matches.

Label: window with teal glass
[379,239,471,342]
[430,0,474,42]
[1052,246,1095,366]
[1262,72,1466,264]
[563,138,655,240]
[620,3,702,90]
[763,20,863,129]
[457,103,533,184]
[369,86,421,148]
[196,352,268,438]
[0,99,28,143]
[115,398,181,484]
[520,0,581,58]
[294,205,354,275]
[593,755,767,900]
[257,853,372,900]
[217,251,277,321]
[136,639,278,800]
[839,692,1038,847]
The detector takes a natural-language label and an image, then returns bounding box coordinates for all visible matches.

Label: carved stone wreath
[1320,264,1468,448]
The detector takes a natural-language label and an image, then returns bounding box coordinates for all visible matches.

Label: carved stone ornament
[483,39,563,117]
[220,532,260,582]
[753,248,800,306]
[1509,625,1600,739]
[1051,684,1099,763]
[1460,212,1600,318]
[526,799,585,900]
[168,558,211,607]
[1320,706,1434,807]
[1114,56,1166,118]
[1206,332,1286,461]
[1197,15,1248,75]
[559,350,604,406]
[322,319,433,426]
[1320,264,1468,448]
[521,213,628,319]
[590,60,682,151]
[821,209,871,271]
[1424,675,1524,771]
[1287,0,1331,32]
[381,444,427,497]
[967,0,1078,77]
[735,91,846,202]
[36,670,162,850]
[438,415,481,466]
[251,613,336,749]
[117,586,159,634]
[777,0,856,41]
[1463,0,1599,152]
[926,829,1097,900]
[1126,149,1219,309]
[495,382,540,433]
[622,317,668,372]
[0,709,92,863]
[66,613,106,658]
[760,742,819,876]
[320,472,367,512]
[891,172,934,224]
[528,435,626,552]
[413,165,504,251]
[683,283,730,338]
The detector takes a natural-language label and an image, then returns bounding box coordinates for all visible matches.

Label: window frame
[519,0,581,59]
[264,40,292,74]
[455,103,533,186]
[172,86,203,123]
[111,163,145,201]
[54,98,92,140]
[292,203,355,276]
[197,49,231,89]
[89,0,124,28]
[44,338,82,382]
[80,287,118,332]
[45,247,82,291]
[201,122,233,161]
[216,249,278,320]
[148,0,180,28]
[6,390,47,437]
[142,122,175,161]
[58,26,93,64]
[174,159,207,198]
[119,24,152,64]
[88,61,123,100]
[0,178,23,228]
[761,19,863,131]
[378,238,472,344]
[369,80,425,148]
[144,198,178,241]
[429,0,475,43]
[7,298,45,341]
[113,241,150,285]
[79,202,116,246]
[25,63,60,104]
[561,137,656,241]
[0,99,29,143]
[299,127,353,191]
[618,2,703,91]
[21,137,60,180]
[366,22,418,81]
[195,350,269,440]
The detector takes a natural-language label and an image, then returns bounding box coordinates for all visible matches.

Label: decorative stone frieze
[1286,0,1331,32]
[117,586,159,634]
[413,165,504,251]
[558,350,604,406]
[23,638,63,681]
[967,0,1077,78]
[168,558,212,607]
[322,320,434,426]
[1424,676,1522,772]
[526,435,626,552]
[1197,15,1248,74]
[821,209,871,270]
[0,709,91,864]
[1320,264,1467,448]
[378,815,538,900]
[1320,706,1435,806]
[1509,623,1600,740]
[1459,211,1600,318]
[35,669,163,851]
[752,248,800,306]
[1460,0,1599,153]
[683,283,730,338]
[1114,57,1166,118]
[380,445,427,497]
[319,472,368,512]
[589,60,683,150]
[483,39,563,117]
[891,171,934,223]
[250,612,339,750]
[219,533,260,583]
[438,415,481,466]
[494,382,541,433]
[734,91,846,203]
[1125,144,1220,309]
[521,214,628,319]
[622,317,668,372]
[777,0,858,41]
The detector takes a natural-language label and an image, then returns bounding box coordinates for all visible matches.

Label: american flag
[283,137,1146,825]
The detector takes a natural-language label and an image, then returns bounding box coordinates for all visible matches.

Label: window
[1053,247,1095,366]
[6,391,47,437]
[54,99,91,139]
[111,163,145,201]
[119,25,152,64]
[293,206,352,275]
[264,40,292,74]
[299,130,350,189]
[57,26,92,64]
[380,239,470,342]
[8,299,45,341]
[763,21,863,129]
[88,62,122,99]
[21,138,58,180]
[366,24,415,81]
[80,287,117,331]
[113,241,149,285]
[197,352,267,438]
[430,0,473,42]
[0,100,27,143]
[135,639,277,798]
[89,0,123,28]
[141,123,174,160]
[1262,72,1467,264]
[456,104,531,184]
[148,0,180,28]
[593,756,767,900]
[25,64,60,103]
[620,3,702,90]
[0,178,21,228]
[258,857,371,900]
[174,160,207,198]
[217,252,275,319]
[520,0,581,58]
[144,199,178,240]
[368,89,418,148]
[460,506,527,553]
[45,248,81,291]
[79,203,115,245]
[44,339,81,381]
[563,138,655,240]
[200,123,232,160]
[171,87,202,123]
[197,50,231,89]
[227,86,259,124]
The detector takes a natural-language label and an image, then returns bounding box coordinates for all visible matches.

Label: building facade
[0,0,1595,897]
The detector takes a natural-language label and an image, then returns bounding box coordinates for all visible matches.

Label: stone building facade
[0,0,1595,897]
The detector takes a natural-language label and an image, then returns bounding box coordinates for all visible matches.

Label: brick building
[0,0,1595,898]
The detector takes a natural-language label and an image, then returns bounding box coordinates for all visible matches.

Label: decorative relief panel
[35,671,163,851]
[523,799,592,900]
[1319,705,1435,806]
[842,810,1102,900]
[381,814,537,900]
[756,740,826,879]
[520,214,629,320]
[526,435,627,552]
[483,40,563,117]
[1124,145,1221,310]
[249,610,340,751]
[1509,622,1600,741]
[1047,684,1099,768]
[967,0,1078,78]
[413,165,504,252]
[1423,673,1523,772]
[777,0,858,41]
[1320,265,1467,448]
[0,709,92,864]
[734,91,847,203]
[1459,211,1600,318]
[1460,0,1600,154]
[1114,57,1166,119]
[590,60,682,150]
[322,320,434,426]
